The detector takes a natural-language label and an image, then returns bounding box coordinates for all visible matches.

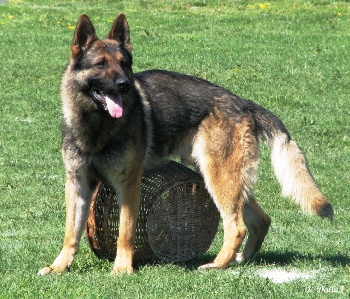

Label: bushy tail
[247,100,333,220]
[270,134,333,219]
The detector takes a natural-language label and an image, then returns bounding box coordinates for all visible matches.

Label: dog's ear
[108,13,132,52]
[71,14,98,58]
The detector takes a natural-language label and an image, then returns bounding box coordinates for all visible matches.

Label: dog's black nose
[116,78,130,93]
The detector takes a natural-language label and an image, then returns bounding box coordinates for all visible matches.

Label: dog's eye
[95,59,107,68]
[120,60,128,68]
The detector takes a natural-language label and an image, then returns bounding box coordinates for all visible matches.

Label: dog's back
[136,69,333,220]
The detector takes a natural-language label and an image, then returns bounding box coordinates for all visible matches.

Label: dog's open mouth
[91,90,123,118]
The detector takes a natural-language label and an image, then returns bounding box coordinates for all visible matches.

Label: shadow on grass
[255,251,350,268]
[160,251,350,271]
[82,250,350,273]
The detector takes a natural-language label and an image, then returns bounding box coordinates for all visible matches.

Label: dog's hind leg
[194,111,259,270]
[200,202,246,269]
[236,196,271,263]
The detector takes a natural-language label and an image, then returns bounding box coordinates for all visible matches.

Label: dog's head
[68,14,133,118]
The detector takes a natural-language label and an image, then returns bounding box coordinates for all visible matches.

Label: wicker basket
[86,161,220,263]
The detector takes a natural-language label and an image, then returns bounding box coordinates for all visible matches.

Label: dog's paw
[38,266,53,275]
[38,266,59,275]
[235,252,256,264]
[198,262,222,270]
[235,252,245,263]
[110,265,134,275]
[37,265,67,275]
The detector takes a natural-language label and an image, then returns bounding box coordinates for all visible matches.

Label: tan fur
[271,134,332,218]
[112,170,142,274]
[238,197,271,262]
[193,110,260,268]
[101,147,144,274]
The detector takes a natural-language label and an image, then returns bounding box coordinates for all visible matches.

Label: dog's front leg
[111,175,141,275]
[38,171,94,275]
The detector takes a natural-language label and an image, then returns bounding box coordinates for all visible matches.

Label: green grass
[1,0,349,298]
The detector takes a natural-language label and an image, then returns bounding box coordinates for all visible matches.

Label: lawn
[0,0,349,298]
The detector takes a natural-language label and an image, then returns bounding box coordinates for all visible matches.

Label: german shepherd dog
[38,14,333,275]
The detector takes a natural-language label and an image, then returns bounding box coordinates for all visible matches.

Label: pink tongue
[105,94,123,118]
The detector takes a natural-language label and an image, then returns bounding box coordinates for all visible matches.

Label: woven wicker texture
[86,161,220,263]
